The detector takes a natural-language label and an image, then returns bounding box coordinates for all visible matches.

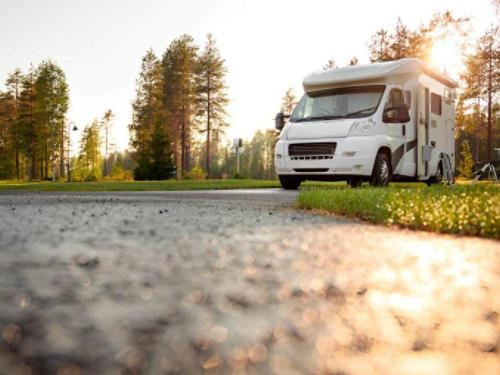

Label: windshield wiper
[343,106,377,118]
[294,115,344,123]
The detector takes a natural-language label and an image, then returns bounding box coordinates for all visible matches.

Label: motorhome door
[417,86,430,178]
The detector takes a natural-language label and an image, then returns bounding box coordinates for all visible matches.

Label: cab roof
[303,58,458,92]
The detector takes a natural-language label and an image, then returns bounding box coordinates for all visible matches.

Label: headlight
[348,117,376,136]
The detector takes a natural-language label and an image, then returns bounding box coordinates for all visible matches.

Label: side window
[431,93,442,116]
[404,90,411,109]
[385,89,405,109]
[383,88,409,123]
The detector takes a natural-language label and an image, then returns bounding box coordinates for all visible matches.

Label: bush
[457,140,474,179]
[84,175,98,182]
[186,165,206,180]
[102,165,134,181]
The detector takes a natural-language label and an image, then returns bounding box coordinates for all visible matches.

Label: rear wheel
[370,153,391,187]
[347,178,363,188]
[279,175,302,190]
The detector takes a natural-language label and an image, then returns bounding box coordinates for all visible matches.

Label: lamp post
[233,138,242,176]
[67,122,78,182]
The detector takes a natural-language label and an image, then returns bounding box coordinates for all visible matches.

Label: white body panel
[275,59,457,182]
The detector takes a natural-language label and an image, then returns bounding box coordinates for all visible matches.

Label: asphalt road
[0,189,499,375]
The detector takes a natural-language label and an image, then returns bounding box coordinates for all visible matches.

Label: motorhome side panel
[418,74,456,177]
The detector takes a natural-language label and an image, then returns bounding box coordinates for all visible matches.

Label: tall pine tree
[34,60,69,178]
[130,49,174,180]
[195,34,228,178]
[18,66,38,180]
[162,35,198,177]
[5,69,23,179]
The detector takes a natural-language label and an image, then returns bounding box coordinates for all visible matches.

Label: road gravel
[0,190,499,374]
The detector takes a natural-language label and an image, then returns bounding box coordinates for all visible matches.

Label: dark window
[431,93,442,116]
[385,89,405,109]
[404,90,411,109]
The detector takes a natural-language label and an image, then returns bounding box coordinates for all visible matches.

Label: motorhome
[274,58,458,189]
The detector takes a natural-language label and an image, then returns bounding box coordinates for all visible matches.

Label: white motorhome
[274,58,458,189]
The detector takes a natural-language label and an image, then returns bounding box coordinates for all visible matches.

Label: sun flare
[429,38,462,76]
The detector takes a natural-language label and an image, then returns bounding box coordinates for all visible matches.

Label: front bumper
[275,137,377,176]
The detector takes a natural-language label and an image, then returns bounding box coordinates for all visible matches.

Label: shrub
[457,140,474,179]
[186,165,206,180]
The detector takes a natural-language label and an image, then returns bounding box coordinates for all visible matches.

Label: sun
[429,38,462,76]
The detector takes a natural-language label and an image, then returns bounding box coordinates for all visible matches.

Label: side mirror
[383,103,410,123]
[275,112,288,130]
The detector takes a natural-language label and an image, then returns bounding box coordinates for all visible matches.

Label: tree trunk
[60,126,65,178]
[487,42,493,161]
[206,86,211,178]
[31,143,36,181]
[45,141,49,179]
[181,116,186,177]
[15,151,19,180]
[30,105,36,180]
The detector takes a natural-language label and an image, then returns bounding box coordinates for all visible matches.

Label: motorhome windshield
[290,85,385,123]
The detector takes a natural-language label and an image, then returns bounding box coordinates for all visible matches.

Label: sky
[0,0,497,153]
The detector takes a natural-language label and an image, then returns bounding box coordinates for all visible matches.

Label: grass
[0,179,281,192]
[297,183,500,239]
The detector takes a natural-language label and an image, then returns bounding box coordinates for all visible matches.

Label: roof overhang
[303,58,458,93]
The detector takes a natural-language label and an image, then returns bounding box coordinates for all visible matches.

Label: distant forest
[0,9,498,181]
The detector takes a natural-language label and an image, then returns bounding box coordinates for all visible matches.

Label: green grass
[0,179,280,192]
[297,183,500,239]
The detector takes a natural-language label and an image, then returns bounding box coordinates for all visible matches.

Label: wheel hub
[380,161,389,182]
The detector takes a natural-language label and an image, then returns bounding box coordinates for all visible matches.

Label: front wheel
[370,153,391,187]
[279,175,302,190]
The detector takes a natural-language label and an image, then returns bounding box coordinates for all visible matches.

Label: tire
[370,152,391,187]
[279,175,302,190]
[426,163,443,186]
[347,178,363,188]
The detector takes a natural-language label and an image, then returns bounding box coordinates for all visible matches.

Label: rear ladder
[440,153,454,185]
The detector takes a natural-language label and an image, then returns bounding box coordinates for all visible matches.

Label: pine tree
[78,120,101,180]
[369,12,469,63]
[195,34,229,178]
[5,69,23,179]
[162,35,198,177]
[461,27,500,160]
[479,27,500,160]
[391,18,411,60]
[34,61,69,178]
[281,88,296,115]
[129,49,168,180]
[0,92,16,178]
[101,109,114,176]
[18,66,38,180]
[369,29,392,62]
[349,57,359,66]
[149,119,174,179]
[323,58,337,70]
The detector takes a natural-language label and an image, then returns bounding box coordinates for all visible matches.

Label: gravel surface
[0,189,499,375]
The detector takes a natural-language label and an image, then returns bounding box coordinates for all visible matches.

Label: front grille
[290,155,333,160]
[288,143,336,160]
